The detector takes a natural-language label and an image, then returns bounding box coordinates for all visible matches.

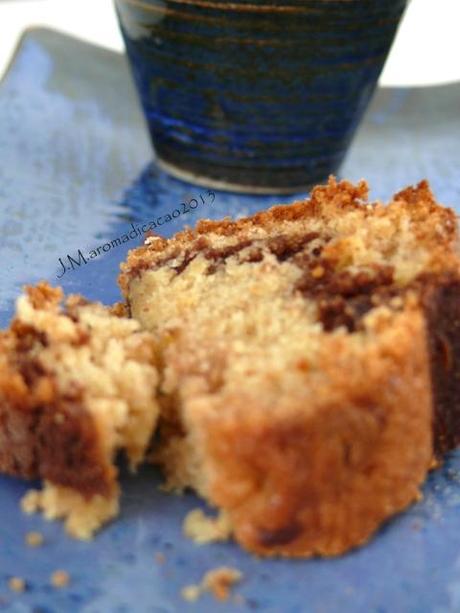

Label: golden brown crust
[198,310,432,557]
[119,177,458,294]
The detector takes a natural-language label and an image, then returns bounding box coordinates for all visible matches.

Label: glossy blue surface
[0,28,460,612]
[114,0,407,191]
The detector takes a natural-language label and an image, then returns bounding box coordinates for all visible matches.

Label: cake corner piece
[118,177,460,557]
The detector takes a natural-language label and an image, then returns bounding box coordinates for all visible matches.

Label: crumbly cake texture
[120,178,460,557]
[0,282,159,539]
[183,508,232,544]
[181,567,242,602]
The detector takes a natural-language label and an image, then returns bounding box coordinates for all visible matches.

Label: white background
[0,0,459,86]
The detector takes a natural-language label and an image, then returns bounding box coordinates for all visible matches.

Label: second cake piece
[0,283,160,538]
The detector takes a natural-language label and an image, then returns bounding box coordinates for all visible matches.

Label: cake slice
[0,282,159,539]
[119,178,460,557]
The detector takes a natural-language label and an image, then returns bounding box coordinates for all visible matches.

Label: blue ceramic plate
[1,28,460,613]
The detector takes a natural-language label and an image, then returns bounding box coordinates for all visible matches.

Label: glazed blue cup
[115,0,407,193]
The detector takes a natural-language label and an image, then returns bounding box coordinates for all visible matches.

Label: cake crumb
[202,567,242,601]
[20,490,40,515]
[181,567,242,603]
[8,577,26,593]
[50,570,70,588]
[183,508,232,545]
[25,531,44,547]
[181,584,201,602]
[154,552,165,564]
